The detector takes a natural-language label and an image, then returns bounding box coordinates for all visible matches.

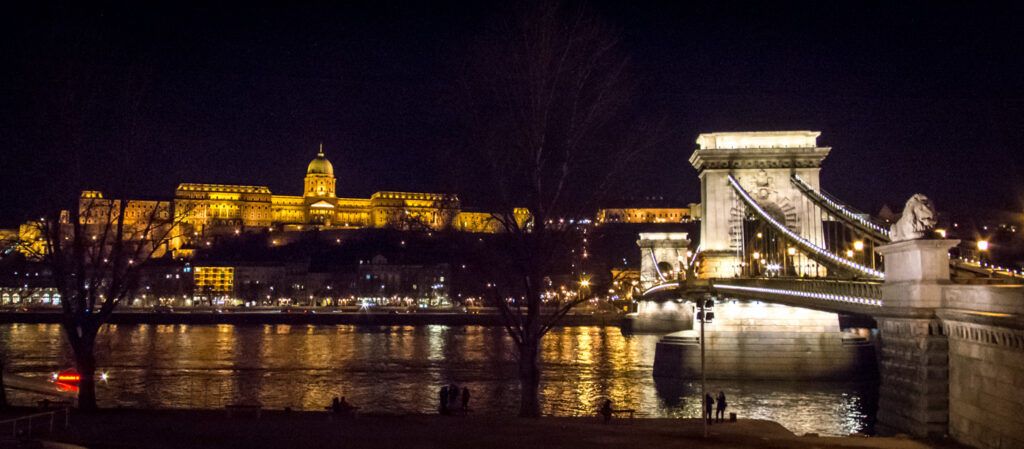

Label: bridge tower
[689,131,831,278]
[638,232,690,291]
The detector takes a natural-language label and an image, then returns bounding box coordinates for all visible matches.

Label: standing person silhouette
[716,391,727,423]
[600,399,613,424]
[704,393,714,425]
[461,387,470,414]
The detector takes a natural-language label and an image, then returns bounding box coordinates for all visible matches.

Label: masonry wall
[875,318,949,437]
[942,316,1024,449]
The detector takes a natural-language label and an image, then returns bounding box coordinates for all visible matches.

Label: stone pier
[875,239,958,437]
[876,238,1024,447]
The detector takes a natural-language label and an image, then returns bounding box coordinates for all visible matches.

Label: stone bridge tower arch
[689,131,831,278]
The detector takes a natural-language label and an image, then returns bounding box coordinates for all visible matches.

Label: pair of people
[439,384,470,415]
[330,396,356,415]
[704,391,728,424]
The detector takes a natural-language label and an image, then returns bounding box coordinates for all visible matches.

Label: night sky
[2,1,1022,226]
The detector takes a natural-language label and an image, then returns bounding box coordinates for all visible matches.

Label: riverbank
[0,310,623,327]
[40,410,944,449]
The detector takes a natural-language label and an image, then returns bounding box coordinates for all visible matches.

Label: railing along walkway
[0,406,71,440]
[712,277,883,314]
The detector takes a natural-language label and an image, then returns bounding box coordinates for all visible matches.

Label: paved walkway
[35,409,951,449]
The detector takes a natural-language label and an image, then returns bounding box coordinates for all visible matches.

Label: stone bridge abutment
[876,239,1024,448]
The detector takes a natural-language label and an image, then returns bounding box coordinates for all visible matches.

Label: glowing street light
[853,241,864,251]
[580,279,590,288]
[752,252,760,260]
[977,240,989,251]
[787,247,796,256]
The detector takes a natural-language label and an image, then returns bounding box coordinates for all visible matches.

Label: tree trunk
[74,341,98,411]
[517,339,541,417]
[66,322,99,411]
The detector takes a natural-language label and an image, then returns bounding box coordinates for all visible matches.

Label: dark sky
[2,1,1023,226]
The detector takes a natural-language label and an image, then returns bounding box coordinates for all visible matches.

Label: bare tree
[29,196,191,410]
[461,1,663,417]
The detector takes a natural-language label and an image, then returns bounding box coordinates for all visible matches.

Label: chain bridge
[632,131,1023,448]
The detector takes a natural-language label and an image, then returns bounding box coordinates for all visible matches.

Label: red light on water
[55,382,79,392]
[57,374,80,382]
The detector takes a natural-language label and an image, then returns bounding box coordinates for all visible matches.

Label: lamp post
[786,247,796,277]
[853,240,864,268]
[679,263,710,439]
[579,278,590,304]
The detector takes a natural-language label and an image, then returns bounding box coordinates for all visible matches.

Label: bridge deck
[643,277,883,316]
[711,278,882,316]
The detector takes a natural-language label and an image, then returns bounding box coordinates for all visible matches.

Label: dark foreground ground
[8,409,961,449]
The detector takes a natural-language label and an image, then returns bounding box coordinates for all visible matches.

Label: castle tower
[304,144,336,198]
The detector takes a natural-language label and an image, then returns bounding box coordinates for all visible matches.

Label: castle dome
[307,150,334,177]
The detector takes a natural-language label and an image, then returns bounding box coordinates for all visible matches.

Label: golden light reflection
[0,324,875,435]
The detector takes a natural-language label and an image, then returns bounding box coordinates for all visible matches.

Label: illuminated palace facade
[164,149,515,238]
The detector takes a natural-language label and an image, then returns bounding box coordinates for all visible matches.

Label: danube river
[0,323,876,435]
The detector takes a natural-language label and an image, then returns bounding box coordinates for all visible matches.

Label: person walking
[716,391,727,423]
[460,386,470,414]
[704,393,714,425]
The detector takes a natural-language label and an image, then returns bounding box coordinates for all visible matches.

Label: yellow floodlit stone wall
[596,208,692,224]
[175,183,273,233]
[455,208,531,233]
[75,193,177,257]
[16,223,46,258]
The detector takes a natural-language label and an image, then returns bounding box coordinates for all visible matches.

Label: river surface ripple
[0,323,876,436]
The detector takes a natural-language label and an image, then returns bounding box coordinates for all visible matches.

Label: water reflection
[0,324,875,435]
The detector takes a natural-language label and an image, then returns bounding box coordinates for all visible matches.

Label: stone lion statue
[890,194,938,242]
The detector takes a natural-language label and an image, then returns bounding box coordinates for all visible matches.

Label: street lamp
[853,241,864,251]
[977,240,989,251]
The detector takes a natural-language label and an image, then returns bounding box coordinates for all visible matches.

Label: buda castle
[49,149,524,260]
[172,148,518,237]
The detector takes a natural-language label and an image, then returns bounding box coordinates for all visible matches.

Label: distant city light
[977,240,989,251]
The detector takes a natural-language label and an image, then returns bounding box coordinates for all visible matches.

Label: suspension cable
[791,174,890,241]
[728,175,884,279]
